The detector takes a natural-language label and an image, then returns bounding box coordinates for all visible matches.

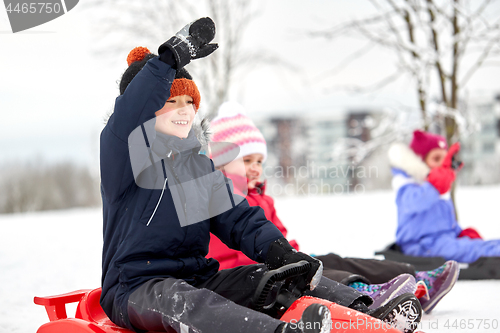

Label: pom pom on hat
[410,130,448,159]
[127,47,151,66]
[210,102,267,167]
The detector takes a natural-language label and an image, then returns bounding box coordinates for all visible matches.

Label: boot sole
[376,294,422,333]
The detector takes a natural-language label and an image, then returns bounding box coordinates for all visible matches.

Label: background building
[460,93,500,185]
[253,109,384,196]
[252,94,500,196]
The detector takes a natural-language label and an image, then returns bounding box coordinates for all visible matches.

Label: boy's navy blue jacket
[99,56,283,329]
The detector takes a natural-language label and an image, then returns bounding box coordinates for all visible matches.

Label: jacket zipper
[146,155,169,227]
[165,151,188,216]
[146,177,168,226]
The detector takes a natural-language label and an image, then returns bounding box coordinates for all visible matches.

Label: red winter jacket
[207,176,299,269]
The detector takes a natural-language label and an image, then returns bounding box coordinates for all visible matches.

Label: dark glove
[265,238,323,290]
[158,17,219,69]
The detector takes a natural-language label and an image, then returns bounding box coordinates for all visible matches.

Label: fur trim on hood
[193,117,212,148]
[388,143,430,182]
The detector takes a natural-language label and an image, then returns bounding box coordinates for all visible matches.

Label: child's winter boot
[368,293,423,333]
[349,273,417,309]
[415,260,459,313]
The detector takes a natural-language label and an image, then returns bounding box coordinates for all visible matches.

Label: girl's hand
[427,166,456,194]
[442,142,463,170]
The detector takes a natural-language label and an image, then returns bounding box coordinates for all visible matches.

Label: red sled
[34,262,417,333]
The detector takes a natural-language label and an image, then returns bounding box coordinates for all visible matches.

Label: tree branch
[451,0,460,109]
[426,0,449,105]
[460,38,499,86]
[308,13,392,40]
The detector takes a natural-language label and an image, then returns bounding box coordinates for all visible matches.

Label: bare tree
[330,99,481,167]
[83,0,266,119]
[313,0,500,144]
[312,0,499,212]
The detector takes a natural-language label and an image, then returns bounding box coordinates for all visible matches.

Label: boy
[100,18,420,333]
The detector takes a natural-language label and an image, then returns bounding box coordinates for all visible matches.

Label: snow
[1,186,499,333]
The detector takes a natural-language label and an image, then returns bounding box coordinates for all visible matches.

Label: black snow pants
[127,264,372,333]
[316,253,416,285]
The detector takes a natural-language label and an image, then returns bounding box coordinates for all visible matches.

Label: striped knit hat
[210,101,267,167]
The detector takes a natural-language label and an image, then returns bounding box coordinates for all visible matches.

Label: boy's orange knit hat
[168,78,200,111]
[123,46,200,111]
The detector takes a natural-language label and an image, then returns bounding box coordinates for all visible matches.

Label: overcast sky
[1,0,499,170]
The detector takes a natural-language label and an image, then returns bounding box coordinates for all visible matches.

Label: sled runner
[376,243,500,280]
[34,262,414,333]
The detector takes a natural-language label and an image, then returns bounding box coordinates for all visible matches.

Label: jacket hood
[388,142,430,182]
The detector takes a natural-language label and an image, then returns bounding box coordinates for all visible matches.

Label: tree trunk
[448,0,460,220]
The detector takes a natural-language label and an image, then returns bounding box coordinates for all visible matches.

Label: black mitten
[265,238,323,290]
[158,17,219,69]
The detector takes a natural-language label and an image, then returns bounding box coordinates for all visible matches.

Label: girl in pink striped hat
[209,101,268,190]
[208,101,298,269]
[207,102,429,324]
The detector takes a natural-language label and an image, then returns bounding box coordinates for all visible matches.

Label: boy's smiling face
[154,95,196,138]
[244,153,264,189]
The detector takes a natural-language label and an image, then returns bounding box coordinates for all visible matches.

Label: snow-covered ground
[1,186,499,333]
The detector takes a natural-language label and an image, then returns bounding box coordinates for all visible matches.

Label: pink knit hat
[210,101,267,167]
[410,130,448,159]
